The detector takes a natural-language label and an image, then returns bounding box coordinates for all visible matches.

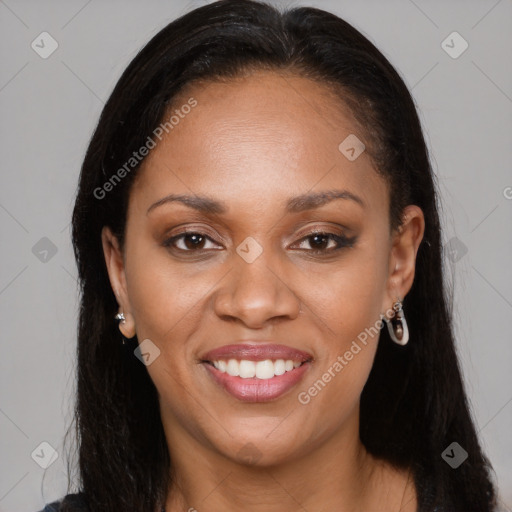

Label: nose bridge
[213,238,300,326]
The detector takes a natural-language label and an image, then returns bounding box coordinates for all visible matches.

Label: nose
[212,252,301,329]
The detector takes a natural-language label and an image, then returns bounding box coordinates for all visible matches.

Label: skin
[102,70,424,512]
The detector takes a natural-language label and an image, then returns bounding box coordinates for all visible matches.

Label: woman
[39,0,497,510]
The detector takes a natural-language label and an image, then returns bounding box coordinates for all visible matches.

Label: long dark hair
[67,1,497,510]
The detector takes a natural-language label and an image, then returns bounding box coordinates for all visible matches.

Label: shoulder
[37,492,89,512]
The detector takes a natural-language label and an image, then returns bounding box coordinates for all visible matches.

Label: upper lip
[201,342,313,363]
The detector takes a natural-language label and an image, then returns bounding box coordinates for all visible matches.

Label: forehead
[167,70,360,163]
[130,70,387,217]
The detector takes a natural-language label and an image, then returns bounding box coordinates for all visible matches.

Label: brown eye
[163,232,221,252]
[306,233,332,250]
[181,233,206,250]
[291,232,356,254]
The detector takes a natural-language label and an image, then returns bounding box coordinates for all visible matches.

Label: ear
[101,225,136,338]
[381,205,425,314]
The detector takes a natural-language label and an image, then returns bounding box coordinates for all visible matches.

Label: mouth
[200,343,313,402]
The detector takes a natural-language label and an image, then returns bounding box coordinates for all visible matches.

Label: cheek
[295,294,382,446]
[304,248,387,345]
[124,255,212,423]
[125,244,213,341]
[294,248,385,416]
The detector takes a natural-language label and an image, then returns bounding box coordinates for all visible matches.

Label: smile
[201,343,313,402]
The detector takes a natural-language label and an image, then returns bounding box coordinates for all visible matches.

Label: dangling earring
[385,298,409,346]
[115,312,127,345]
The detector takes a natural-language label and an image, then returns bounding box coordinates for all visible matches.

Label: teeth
[226,359,239,377]
[274,359,285,376]
[211,358,304,379]
[239,360,256,378]
[255,360,274,379]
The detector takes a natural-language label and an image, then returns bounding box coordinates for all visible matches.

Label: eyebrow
[146,189,365,216]
[286,189,365,212]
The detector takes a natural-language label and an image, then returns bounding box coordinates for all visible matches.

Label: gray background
[0,0,511,510]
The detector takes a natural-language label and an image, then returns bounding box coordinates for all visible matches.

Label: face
[102,70,424,467]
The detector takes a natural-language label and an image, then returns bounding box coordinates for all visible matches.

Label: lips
[201,343,313,363]
[201,343,313,402]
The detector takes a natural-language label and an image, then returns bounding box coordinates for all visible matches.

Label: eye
[290,231,356,254]
[163,231,222,252]
[162,229,355,256]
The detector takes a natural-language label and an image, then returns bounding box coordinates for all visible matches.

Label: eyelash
[163,229,356,256]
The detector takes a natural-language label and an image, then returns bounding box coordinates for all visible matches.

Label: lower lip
[203,362,311,402]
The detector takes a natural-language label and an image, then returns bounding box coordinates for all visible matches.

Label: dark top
[38,493,89,512]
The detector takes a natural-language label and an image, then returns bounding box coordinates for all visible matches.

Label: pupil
[185,234,204,250]
[311,234,328,249]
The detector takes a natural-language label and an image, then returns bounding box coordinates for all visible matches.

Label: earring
[115,312,126,324]
[115,312,128,345]
[385,299,409,346]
